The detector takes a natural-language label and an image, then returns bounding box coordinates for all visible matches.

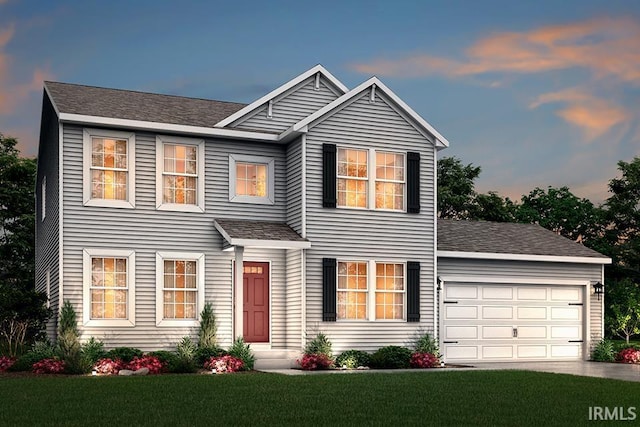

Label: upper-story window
[336,147,405,211]
[83,129,136,209]
[229,154,275,205]
[156,136,205,213]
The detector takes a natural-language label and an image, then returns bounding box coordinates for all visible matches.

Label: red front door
[243,262,269,343]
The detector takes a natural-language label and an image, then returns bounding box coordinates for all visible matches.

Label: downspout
[433,150,439,344]
[301,133,307,349]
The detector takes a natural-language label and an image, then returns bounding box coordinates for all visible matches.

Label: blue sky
[1,0,639,203]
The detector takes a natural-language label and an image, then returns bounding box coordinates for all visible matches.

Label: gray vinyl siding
[437,258,604,343]
[304,91,437,352]
[35,92,60,340]
[232,77,341,133]
[285,137,302,234]
[61,124,291,350]
[285,249,303,350]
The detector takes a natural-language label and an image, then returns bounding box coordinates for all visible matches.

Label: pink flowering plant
[0,356,16,372]
[297,353,333,370]
[616,348,640,364]
[32,358,66,374]
[410,352,440,368]
[93,358,124,375]
[204,355,244,373]
[126,355,165,374]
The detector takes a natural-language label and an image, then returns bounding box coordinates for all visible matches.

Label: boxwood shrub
[336,350,370,369]
[369,346,412,369]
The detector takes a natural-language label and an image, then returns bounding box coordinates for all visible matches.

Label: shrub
[93,358,124,375]
[8,340,56,372]
[369,346,412,369]
[105,347,143,363]
[0,356,15,372]
[335,350,370,369]
[616,348,640,364]
[298,353,333,370]
[410,352,439,368]
[304,333,332,358]
[81,337,106,366]
[127,355,165,374]
[147,350,178,366]
[58,301,86,374]
[198,303,218,349]
[32,357,65,374]
[195,346,227,366]
[171,337,198,373]
[591,339,615,362]
[204,355,244,373]
[413,331,439,355]
[228,337,255,371]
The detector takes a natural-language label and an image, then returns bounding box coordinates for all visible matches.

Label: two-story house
[36,65,610,366]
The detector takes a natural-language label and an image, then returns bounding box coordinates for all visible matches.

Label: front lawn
[1,370,638,426]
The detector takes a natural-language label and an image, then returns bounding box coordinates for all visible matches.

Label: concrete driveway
[471,361,640,382]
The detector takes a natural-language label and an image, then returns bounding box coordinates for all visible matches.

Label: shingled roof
[438,219,609,259]
[45,81,247,128]
[214,218,311,249]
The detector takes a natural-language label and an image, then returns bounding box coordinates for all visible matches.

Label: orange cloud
[350,17,640,84]
[530,88,629,139]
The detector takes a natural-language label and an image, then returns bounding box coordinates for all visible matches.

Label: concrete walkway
[260,361,640,382]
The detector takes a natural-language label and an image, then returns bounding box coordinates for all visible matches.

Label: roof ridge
[44,81,247,106]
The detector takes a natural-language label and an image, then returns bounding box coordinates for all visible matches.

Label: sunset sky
[1,0,639,203]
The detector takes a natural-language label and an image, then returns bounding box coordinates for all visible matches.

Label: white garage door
[442,283,584,362]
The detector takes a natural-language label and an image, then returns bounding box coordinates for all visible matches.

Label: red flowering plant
[204,355,244,373]
[0,356,16,372]
[410,352,440,369]
[126,355,166,374]
[616,348,640,364]
[93,358,125,375]
[32,358,66,374]
[297,353,333,370]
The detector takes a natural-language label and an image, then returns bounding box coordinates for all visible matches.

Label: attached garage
[437,220,611,363]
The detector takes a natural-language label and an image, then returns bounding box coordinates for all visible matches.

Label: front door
[243,262,270,343]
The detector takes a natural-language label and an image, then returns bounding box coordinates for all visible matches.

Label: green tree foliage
[470,191,518,223]
[0,134,50,356]
[606,279,640,344]
[437,156,481,219]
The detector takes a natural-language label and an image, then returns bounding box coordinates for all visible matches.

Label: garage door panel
[517,307,547,319]
[442,283,584,362]
[482,326,513,339]
[482,306,513,319]
[445,305,477,319]
[446,326,477,339]
[482,287,513,299]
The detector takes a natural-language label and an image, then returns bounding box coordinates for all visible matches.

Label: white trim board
[439,275,589,286]
[213,221,311,250]
[214,65,348,128]
[437,250,611,265]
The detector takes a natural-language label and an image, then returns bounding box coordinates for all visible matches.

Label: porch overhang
[214,218,311,250]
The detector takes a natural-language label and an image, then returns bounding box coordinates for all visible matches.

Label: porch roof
[214,218,311,249]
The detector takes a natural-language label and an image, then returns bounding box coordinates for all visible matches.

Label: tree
[0,133,50,355]
[437,156,481,219]
[470,191,518,222]
[606,279,640,344]
[515,186,604,245]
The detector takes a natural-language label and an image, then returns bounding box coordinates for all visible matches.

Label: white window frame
[82,248,136,327]
[336,147,406,212]
[229,154,275,205]
[156,135,205,213]
[337,259,370,321]
[155,251,205,327]
[83,128,136,209]
[337,148,369,210]
[336,259,406,322]
[41,176,46,221]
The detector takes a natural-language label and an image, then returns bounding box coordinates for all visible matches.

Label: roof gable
[214,65,348,128]
[286,77,449,148]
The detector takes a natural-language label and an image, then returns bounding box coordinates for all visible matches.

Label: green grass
[1,370,639,426]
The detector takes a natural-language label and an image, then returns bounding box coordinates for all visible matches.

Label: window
[375,152,405,210]
[82,249,135,327]
[229,154,275,204]
[336,260,405,321]
[156,136,205,212]
[41,176,46,220]
[83,129,135,208]
[337,261,368,320]
[375,263,405,320]
[156,252,205,327]
[337,148,368,208]
[336,148,405,211]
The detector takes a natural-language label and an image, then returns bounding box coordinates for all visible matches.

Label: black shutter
[322,258,337,321]
[323,143,337,208]
[407,261,420,322]
[407,151,420,213]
